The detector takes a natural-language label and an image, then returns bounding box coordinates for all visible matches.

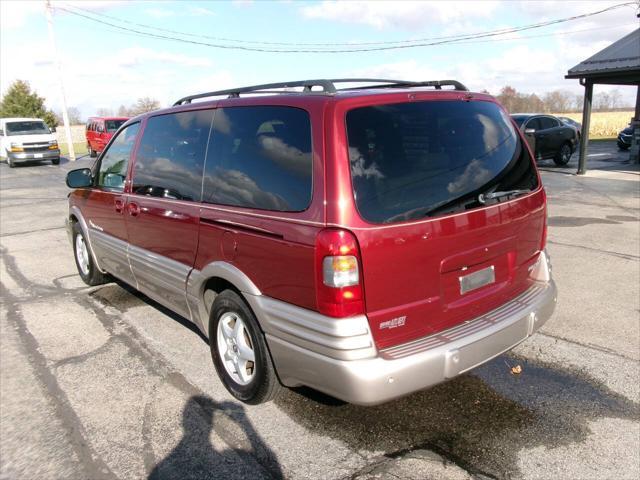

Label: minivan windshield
[5,121,50,136]
[346,100,538,224]
[105,120,126,133]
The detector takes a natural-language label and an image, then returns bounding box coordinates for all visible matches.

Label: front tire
[554,142,572,166]
[51,157,60,165]
[72,222,107,286]
[89,145,97,158]
[209,290,282,404]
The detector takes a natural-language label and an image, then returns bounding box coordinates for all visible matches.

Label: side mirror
[524,128,536,135]
[66,168,93,188]
[0,129,4,136]
[50,127,57,133]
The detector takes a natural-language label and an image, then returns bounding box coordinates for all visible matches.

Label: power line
[58,1,634,47]
[54,2,637,53]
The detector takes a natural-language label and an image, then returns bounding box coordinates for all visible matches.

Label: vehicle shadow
[149,395,283,480]
[276,355,640,479]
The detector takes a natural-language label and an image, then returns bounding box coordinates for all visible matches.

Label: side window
[525,118,542,131]
[97,122,140,190]
[540,117,559,129]
[202,106,312,212]
[97,122,105,133]
[132,109,213,201]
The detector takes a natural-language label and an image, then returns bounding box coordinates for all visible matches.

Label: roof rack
[173,78,469,106]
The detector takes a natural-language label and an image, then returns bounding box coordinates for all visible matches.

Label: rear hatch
[343,97,545,349]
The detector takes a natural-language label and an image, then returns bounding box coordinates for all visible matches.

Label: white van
[0,117,60,167]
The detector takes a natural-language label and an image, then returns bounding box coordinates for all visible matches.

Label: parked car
[511,114,579,166]
[66,79,556,405]
[557,116,582,140]
[617,125,633,150]
[86,116,128,157]
[0,117,60,168]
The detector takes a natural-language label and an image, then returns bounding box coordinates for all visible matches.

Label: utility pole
[45,0,75,161]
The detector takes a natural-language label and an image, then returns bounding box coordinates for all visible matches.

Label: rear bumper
[261,280,557,405]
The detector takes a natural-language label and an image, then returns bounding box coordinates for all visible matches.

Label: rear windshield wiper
[478,189,530,204]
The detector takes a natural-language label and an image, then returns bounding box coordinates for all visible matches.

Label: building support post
[629,84,640,164]
[577,79,593,175]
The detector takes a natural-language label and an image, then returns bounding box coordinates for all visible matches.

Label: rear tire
[89,145,97,158]
[72,222,108,286]
[553,142,572,166]
[51,157,60,165]
[209,290,282,404]
[7,157,14,168]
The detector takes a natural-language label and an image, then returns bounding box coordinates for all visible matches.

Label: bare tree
[96,107,114,117]
[543,91,573,113]
[117,104,130,117]
[594,92,611,111]
[609,89,622,109]
[128,97,160,116]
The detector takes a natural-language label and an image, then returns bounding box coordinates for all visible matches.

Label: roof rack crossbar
[173,78,469,106]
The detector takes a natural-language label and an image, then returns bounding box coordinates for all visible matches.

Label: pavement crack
[0,282,118,480]
[547,239,640,261]
[51,337,117,368]
[0,225,66,237]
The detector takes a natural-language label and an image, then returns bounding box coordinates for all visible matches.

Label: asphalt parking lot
[1,141,639,480]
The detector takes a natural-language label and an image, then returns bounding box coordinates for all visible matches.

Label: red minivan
[85,116,129,157]
[66,79,556,405]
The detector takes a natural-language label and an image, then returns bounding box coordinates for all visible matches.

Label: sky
[1,0,638,120]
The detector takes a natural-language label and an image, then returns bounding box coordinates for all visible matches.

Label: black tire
[618,145,630,151]
[51,157,60,165]
[7,157,14,168]
[72,222,108,286]
[553,142,572,166]
[89,145,97,158]
[209,290,282,404]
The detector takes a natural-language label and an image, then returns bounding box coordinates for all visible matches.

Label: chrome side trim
[128,243,191,319]
[187,262,262,336]
[267,280,557,405]
[90,229,136,286]
[247,295,376,361]
[68,206,104,273]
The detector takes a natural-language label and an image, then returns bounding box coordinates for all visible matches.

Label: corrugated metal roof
[566,28,640,77]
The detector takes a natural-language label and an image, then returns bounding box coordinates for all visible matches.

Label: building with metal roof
[565,27,639,173]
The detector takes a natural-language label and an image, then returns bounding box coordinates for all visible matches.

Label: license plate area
[459,265,495,295]
[34,153,43,158]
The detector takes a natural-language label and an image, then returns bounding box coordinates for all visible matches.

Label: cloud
[112,47,213,68]
[258,135,312,178]
[188,6,216,16]
[203,168,290,211]
[144,7,175,19]
[300,0,500,30]
[447,159,492,194]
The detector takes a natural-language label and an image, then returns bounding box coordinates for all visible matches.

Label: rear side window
[106,119,126,133]
[132,110,214,201]
[202,106,312,212]
[346,100,538,224]
[539,117,559,129]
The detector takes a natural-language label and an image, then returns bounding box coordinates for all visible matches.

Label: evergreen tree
[0,80,58,128]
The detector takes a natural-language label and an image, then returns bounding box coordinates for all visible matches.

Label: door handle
[128,202,140,217]
[114,198,125,214]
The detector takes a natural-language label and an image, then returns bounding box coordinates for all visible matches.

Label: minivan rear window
[346,100,538,224]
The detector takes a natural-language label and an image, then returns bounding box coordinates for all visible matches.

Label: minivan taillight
[541,188,548,250]
[315,229,364,317]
